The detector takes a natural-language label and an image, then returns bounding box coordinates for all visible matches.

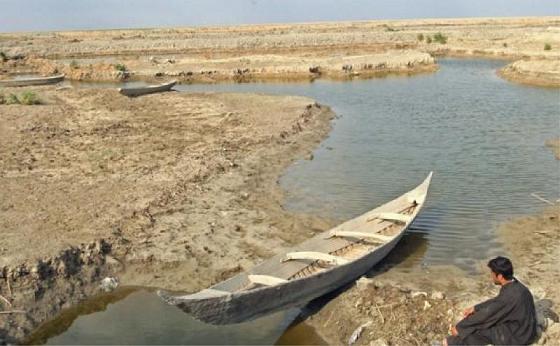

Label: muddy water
[29,289,312,345]
[35,59,559,344]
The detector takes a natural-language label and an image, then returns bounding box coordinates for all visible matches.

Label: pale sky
[0,0,558,32]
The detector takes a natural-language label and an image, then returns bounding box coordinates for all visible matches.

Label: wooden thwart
[248,275,288,286]
[367,212,412,224]
[283,251,349,265]
[178,288,230,300]
[327,231,394,242]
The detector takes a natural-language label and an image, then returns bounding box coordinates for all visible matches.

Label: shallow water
[30,289,309,345]
[175,58,560,270]
[35,58,559,344]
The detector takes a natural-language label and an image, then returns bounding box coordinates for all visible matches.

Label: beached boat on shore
[0,74,65,87]
[159,172,433,324]
[118,80,177,97]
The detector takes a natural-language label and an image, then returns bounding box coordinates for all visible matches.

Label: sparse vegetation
[6,93,20,104]
[114,63,127,72]
[0,51,7,62]
[69,60,79,69]
[384,25,397,32]
[433,32,448,44]
[426,36,432,44]
[417,33,424,42]
[3,91,41,105]
[544,43,552,51]
[20,91,41,105]
[503,43,508,48]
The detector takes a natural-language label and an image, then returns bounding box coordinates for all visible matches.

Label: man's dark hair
[488,256,514,280]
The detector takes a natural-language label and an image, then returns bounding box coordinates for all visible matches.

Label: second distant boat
[119,80,177,97]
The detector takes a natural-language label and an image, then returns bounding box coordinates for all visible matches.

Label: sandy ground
[0,86,334,342]
[1,17,559,85]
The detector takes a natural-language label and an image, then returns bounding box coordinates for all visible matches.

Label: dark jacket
[456,279,537,345]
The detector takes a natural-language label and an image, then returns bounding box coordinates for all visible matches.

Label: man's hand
[463,306,475,317]
[449,325,458,336]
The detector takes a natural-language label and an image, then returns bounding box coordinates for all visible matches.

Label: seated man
[445,256,537,345]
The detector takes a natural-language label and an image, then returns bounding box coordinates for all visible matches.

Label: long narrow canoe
[118,80,177,97]
[0,74,65,87]
[159,173,433,324]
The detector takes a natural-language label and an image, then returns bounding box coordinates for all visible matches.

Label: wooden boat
[0,74,65,87]
[118,80,177,97]
[159,172,433,324]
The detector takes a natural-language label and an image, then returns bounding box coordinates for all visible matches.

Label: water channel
[30,58,559,344]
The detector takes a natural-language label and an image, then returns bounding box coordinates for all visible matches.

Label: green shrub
[69,60,79,69]
[0,93,5,104]
[20,91,40,105]
[6,93,20,104]
[0,52,6,62]
[503,43,508,48]
[426,36,432,44]
[417,33,424,42]
[433,32,447,44]
[544,43,552,51]
[114,63,127,72]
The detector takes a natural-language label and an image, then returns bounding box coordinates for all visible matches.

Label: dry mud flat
[1,17,559,86]
[0,86,335,343]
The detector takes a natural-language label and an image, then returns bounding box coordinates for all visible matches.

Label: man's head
[487,256,514,285]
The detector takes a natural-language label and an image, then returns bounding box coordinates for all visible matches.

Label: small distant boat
[118,80,177,97]
[0,74,65,87]
[159,172,433,325]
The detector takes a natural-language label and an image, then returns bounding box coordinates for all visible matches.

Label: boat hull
[0,74,65,87]
[162,233,405,324]
[159,173,432,325]
[119,81,176,97]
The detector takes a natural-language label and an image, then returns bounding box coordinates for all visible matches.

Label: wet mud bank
[0,240,120,344]
[0,86,335,343]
